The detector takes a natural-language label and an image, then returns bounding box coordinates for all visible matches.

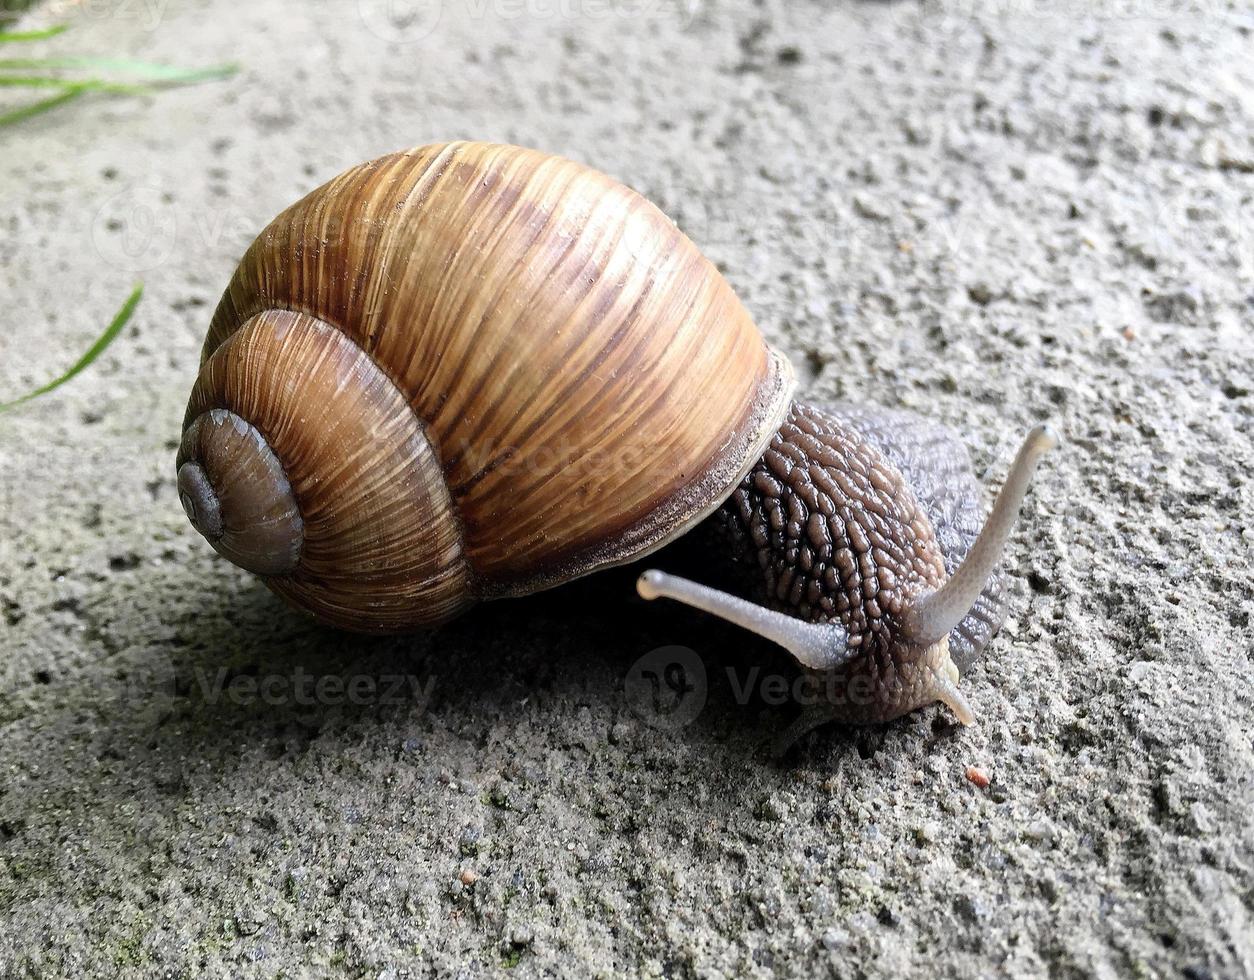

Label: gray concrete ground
[1,0,1253,976]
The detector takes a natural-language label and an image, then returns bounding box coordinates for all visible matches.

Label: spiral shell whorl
[177,410,303,576]
[181,309,473,631]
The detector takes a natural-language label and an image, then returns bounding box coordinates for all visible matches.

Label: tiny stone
[967,282,994,305]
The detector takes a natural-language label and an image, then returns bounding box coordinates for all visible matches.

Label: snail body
[179,141,1055,728]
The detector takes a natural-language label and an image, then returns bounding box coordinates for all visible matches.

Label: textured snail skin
[707,401,1006,725]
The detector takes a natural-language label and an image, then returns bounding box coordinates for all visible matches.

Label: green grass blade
[0,24,68,42]
[0,65,236,126]
[0,284,143,413]
[0,56,238,82]
[0,85,83,125]
[137,62,238,86]
[0,75,151,94]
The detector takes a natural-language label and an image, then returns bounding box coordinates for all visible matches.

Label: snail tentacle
[902,424,1059,648]
[637,569,852,671]
[928,646,977,726]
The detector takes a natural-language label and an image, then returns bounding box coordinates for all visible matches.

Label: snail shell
[178,141,794,631]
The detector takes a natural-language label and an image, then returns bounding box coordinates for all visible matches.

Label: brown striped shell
[177,141,794,632]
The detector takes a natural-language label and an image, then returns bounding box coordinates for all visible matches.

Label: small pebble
[820,928,846,951]
[967,282,994,305]
[458,868,479,886]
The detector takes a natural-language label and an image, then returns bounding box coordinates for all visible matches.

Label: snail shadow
[125,541,937,777]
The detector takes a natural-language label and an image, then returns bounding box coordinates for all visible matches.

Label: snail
[177,140,1056,731]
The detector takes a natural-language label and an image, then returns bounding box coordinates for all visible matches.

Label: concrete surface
[1,0,1253,976]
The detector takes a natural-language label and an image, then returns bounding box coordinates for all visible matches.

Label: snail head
[637,424,1059,728]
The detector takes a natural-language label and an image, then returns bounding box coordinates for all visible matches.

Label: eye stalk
[637,569,853,671]
[900,424,1059,648]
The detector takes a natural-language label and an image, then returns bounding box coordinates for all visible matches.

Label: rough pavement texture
[1,0,1252,977]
